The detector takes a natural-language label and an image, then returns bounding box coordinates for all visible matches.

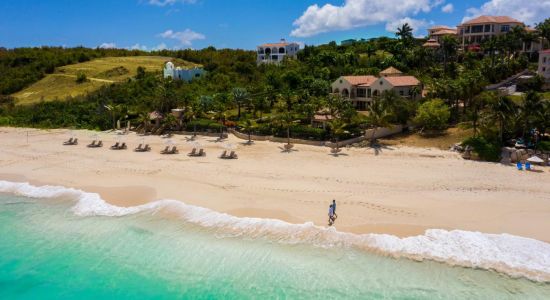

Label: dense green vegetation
[1,19,550,159]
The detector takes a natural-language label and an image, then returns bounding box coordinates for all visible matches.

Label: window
[271,55,278,60]
[501,25,510,32]
[471,25,483,33]
[279,47,285,54]
[258,48,264,54]
[544,57,547,63]
[367,88,371,98]
[399,90,404,96]
[543,67,546,72]
[465,27,470,33]
[379,81,383,85]
[484,25,491,32]
[357,88,366,98]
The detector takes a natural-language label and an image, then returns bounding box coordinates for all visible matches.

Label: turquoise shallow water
[1,193,550,299]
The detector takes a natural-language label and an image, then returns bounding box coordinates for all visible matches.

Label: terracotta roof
[380,67,403,75]
[461,15,523,25]
[384,76,420,87]
[429,25,452,30]
[342,75,377,86]
[423,39,440,48]
[432,29,457,35]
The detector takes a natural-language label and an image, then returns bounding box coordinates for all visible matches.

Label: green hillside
[12,56,198,105]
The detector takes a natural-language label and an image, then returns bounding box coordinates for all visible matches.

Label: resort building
[257,39,300,65]
[427,25,457,44]
[538,49,550,85]
[457,16,540,52]
[331,67,421,111]
[163,62,205,82]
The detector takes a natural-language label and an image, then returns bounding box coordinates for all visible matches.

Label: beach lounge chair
[197,149,205,156]
[96,141,103,148]
[219,150,227,159]
[120,143,127,150]
[110,142,120,150]
[135,144,143,151]
[63,137,75,145]
[516,161,523,171]
[161,146,169,154]
[228,151,238,159]
[72,138,78,145]
[144,144,151,152]
[170,146,178,154]
[526,162,531,171]
[188,148,197,156]
[87,140,97,148]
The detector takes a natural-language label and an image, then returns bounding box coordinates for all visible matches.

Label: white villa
[257,39,300,65]
[331,67,421,111]
[538,49,550,86]
[163,62,205,82]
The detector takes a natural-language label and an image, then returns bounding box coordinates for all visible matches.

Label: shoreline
[1,127,550,241]
[2,179,550,284]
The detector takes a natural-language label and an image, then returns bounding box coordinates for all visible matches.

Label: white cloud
[130,44,148,50]
[152,43,167,51]
[99,42,117,49]
[441,3,454,13]
[159,29,205,46]
[464,0,550,25]
[385,17,429,37]
[290,0,444,37]
[147,0,196,6]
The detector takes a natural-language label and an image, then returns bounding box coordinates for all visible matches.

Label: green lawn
[12,56,198,105]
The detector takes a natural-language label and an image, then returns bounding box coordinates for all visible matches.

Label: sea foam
[1,180,550,282]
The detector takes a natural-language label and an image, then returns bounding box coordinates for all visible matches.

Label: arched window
[342,88,349,98]
[279,47,285,54]
[265,48,272,55]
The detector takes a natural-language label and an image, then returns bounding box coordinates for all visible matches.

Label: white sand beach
[1,127,550,241]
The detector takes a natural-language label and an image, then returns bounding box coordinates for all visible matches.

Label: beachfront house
[538,49,550,87]
[257,39,300,65]
[457,16,541,52]
[163,62,205,82]
[330,68,421,111]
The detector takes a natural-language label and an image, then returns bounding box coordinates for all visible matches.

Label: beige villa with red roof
[330,67,421,111]
[257,39,300,65]
[427,25,457,43]
[538,49,550,85]
[457,16,540,52]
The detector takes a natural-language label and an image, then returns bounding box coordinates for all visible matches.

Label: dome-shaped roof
[165,61,174,69]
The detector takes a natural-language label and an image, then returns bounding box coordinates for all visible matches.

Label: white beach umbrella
[188,140,202,149]
[165,139,175,146]
[527,156,544,163]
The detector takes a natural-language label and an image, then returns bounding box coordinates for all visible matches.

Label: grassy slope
[12,56,198,105]
[380,127,474,150]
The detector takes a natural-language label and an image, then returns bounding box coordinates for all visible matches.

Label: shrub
[76,72,88,84]
[462,136,501,162]
[414,99,450,131]
[185,118,223,132]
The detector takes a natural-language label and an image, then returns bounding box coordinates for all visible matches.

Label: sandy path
[1,127,550,241]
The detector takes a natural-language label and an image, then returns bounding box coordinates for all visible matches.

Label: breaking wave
[1,180,550,283]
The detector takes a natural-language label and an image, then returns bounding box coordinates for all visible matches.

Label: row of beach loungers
[63,138,237,159]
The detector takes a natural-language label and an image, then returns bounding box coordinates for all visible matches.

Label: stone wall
[229,125,403,148]
[502,147,550,165]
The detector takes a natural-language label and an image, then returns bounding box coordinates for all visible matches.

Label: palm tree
[365,44,376,58]
[366,98,391,145]
[440,35,458,72]
[232,88,249,120]
[536,18,550,48]
[488,95,515,143]
[520,91,544,139]
[137,112,150,133]
[396,23,413,42]
[328,119,348,152]
[242,119,256,144]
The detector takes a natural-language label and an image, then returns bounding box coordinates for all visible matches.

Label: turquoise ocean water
[1,190,550,299]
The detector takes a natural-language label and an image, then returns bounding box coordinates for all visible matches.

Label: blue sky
[0,0,548,50]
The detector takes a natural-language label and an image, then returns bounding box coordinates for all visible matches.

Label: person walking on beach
[332,199,337,219]
[328,204,335,226]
